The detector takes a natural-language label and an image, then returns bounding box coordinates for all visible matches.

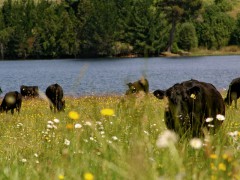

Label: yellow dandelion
[218,163,226,171]
[222,153,233,162]
[210,154,218,159]
[84,172,94,180]
[100,108,115,116]
[58,175,64,180]
[68,111,80,120]
[66,124,73,129]
[211,175,217,180]
[190,94,196,100]
[210,163,217,170]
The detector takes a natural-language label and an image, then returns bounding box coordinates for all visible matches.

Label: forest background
[0,0,240,59]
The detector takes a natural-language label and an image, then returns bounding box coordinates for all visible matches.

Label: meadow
[0,94,240,180]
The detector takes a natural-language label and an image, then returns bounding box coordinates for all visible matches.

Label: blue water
[0,56,239,96]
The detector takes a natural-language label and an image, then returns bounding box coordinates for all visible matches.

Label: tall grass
[0,94,239,179]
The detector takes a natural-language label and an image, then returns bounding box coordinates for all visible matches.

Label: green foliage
[155,0,203,52]
[230,14,240,45]
[0,0,239,58]
[118,0,167,56]
[196,4,235,49]
[177,22,198,51]
[0,95,239,179]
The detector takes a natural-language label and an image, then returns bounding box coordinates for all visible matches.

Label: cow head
[57,100,65,112]
[125,78,149,95]
[153,89,165,99]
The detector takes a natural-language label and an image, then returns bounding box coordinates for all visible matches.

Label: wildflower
[75,123,82,129]
[21,158,27,163]
[16,123,23,128]
[156,130,178,148]
[84,172,94,180]
[112,136,118,141]
[210,163,217,170]
[189,138,203,149]
[47,124,53,129]
[68,111,80,120]
[218,163,226,171]
[66,124,73,129]
[222,153,233,162]
[206,117,214,123]
[48,121,54,125]
[208,124,214,128]
[216,114,225,121]
[35,160,39,164]
[85,121,92,126]
[210,154,218,159]
[100,108,115,116]
[190,94,196,100]
[34,153,38,158]
[58,175,64,180]
[228,131,239,137]
[64,139,70,146]
[53,118,60,123]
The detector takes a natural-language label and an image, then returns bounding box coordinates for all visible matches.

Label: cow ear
[187,86,201,96]
[127,83,132,88]
[153,89,165,99]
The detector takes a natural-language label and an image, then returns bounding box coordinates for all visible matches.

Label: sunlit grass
[0,94,239,179]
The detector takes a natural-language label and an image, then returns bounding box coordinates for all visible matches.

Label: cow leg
[11,109,14,115]
[50,105,53,111]
[231,92,237,108]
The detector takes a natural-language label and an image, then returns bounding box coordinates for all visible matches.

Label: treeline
[0,0,240,59]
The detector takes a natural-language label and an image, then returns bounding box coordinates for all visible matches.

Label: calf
[125,77,149,95]
[0,91,22,114]
[45,84,65,112]
[20,85,39,98]
[224,77,240,108]
[154,79,225,137]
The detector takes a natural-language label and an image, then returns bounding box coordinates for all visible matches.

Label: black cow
[20,85,39,98]
[0,91,22,114]
[45,84,65,112]
[125,77,149,95]
[224,77,240,108]
[154,79,225,137]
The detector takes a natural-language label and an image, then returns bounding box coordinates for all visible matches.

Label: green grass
[0,94,240,179]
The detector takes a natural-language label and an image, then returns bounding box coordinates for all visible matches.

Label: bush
[177,23,198,51]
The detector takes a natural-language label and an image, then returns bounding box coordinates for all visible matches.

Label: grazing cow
[45,84,65,112]
[20,85,39,98]
[125,77,149,95]
[0,91,22,114]
[224,77,240,108]
[154,79,225,137]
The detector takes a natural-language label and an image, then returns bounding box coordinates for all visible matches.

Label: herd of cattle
[126,77,240,137]
[0,83,64,114]
[0,77,240,137]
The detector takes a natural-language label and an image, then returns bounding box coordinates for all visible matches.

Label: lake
[0,56,240,97]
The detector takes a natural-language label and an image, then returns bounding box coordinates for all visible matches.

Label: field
[0,94,240,179]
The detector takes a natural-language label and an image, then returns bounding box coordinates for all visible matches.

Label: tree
[196,4,235,49]
[230,14,240,46]
[155,0,202,52]
[177,22,198,51]
[117,0,167,56]
[77,0,119,57]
